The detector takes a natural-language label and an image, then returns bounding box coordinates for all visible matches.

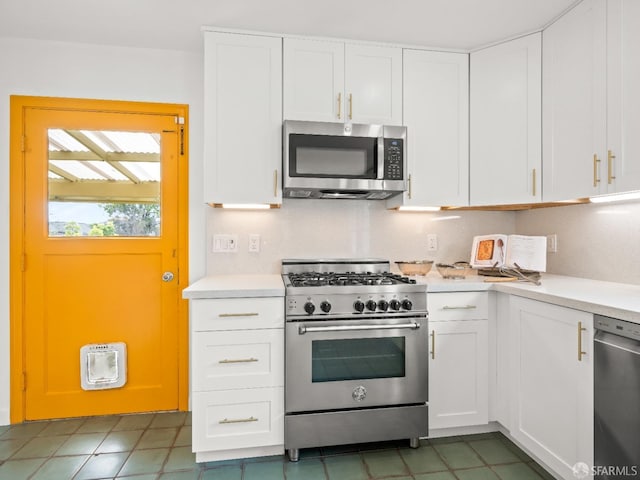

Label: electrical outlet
[547,234,558,253]
[249,234,261,253]
[427,234,438,252]
[212,234,239,253]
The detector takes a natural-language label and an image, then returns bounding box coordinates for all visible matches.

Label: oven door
[285,316,428,413]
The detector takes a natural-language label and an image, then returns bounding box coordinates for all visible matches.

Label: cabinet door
[510,297,593,480]
[470,33,542,206]
[607,0,640,193]
[429,320,489,430]
[394,50,468,207]
[542,0,607,201]
[345,44,402,125]
[203,32,282,205]
[283,38,344,122]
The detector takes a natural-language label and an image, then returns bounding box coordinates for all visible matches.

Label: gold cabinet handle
[608,150,616,184]
[442,305,477,310]
[273,169,278,197]
[408,174,412,199]
[532,168,537,197]
[219,416,258,424]
[430,330,435,360]
[593,154,601,187]
[578,321,587,362]
[218,358,258,364]
[218,312,259,318]
[337,92,342,120]
[348,93,353,120]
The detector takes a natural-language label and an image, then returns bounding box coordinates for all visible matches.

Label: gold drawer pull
[219,416,258,424]
[337,92,342,120]
[218,312,259,318]
[593,154,601,187]
[219,358,258,364]
[442,305,477,310]
[578,321,587,362]
[430,330,435,360]
[608,150,616,184]
[273,169,278,197]
[348,93,353,120]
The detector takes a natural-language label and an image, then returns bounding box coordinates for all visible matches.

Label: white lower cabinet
[509,296,593,480]
[428,292,489,430]
[190,296,284,462]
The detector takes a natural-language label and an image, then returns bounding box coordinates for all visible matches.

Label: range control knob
[353,300,365,313]
[320,301,332,313]
[389,299,401,311]
[402,299,413,311]
[366,300,377,311]
[378,300,389,311]
[304,302,316,314]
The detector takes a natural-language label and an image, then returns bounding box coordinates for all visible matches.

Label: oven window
[311,337,405,383]
[289,134,376,178]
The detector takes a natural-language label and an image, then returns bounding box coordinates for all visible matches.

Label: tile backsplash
[207,198,640,286]
[206,199,516,274]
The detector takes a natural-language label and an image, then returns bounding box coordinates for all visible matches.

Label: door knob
[162,271,175,282]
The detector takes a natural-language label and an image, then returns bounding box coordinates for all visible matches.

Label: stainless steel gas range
[282,258,429,462]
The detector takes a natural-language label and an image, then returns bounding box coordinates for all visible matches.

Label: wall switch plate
[212,234,238,253]
[427,234,438,252]
[249,234,261,253]
[547,234,558,253]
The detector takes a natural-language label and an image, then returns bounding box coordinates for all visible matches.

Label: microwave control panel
[383,138,404,180]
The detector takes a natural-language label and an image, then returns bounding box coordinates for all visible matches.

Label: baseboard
[0,407,10,426]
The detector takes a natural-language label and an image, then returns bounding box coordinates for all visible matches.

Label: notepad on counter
[470,234,547,272]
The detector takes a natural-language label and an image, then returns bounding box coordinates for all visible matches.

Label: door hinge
[179,125,185,156]
[22,372,27,391]
[21,253,26,272]
[21,135,26,152]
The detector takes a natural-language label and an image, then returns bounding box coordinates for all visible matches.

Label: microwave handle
[377,135,385,180]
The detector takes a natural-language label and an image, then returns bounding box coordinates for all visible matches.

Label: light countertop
[182,274,284,299]
[183,272,640,324]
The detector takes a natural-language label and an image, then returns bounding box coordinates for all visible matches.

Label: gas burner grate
[288,272,416,288]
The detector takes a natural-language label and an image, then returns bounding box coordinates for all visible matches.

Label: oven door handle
[298,322,420,334]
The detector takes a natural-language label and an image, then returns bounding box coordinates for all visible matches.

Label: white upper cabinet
[283,38,402,125]
[388,50,469,208]
[203,31,282,205]
[283,38,345,123]
[542,0,607,201]
[344,44,402,125]
[606,0,640,194]
[470,33,542,206]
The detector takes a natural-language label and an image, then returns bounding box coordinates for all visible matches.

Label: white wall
[0,37,206,425]
[516,200,640,284]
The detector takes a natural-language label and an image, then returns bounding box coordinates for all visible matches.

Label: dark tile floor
[0,412,556,479]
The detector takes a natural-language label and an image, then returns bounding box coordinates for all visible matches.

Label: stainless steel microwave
[283,120,407,200]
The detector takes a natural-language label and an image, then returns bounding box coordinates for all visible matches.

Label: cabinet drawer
[428,292,488,321]
[193,329,284,391]
[192,297,284,331]
[192,388,284,452]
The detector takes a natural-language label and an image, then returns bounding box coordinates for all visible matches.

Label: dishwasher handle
[595,330,640,356]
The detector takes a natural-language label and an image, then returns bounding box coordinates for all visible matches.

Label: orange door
[20,103,185,420]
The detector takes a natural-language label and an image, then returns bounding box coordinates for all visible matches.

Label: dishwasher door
[594,315,640,479]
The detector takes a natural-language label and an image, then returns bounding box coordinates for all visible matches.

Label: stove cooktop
[287,272,417,288]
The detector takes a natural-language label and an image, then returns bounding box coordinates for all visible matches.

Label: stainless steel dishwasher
[594,314,640,479]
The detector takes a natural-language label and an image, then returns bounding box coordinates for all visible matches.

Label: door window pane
[311,337,405,382]
[48,129,161,237]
